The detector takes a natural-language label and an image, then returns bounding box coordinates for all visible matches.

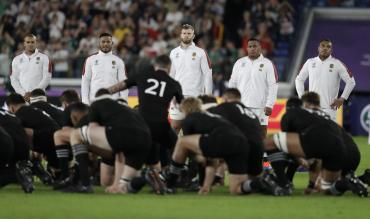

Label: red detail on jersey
[48,60,53,73]
[273,64,279,82]
[195,44,212,68]
[82,59,87,76]
[339,60,353,78]
[203,49,212,68]
[124,65,128,77]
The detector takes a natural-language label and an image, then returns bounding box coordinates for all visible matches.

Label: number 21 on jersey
[145,78,167,97]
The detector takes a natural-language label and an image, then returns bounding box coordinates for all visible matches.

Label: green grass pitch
[1,137,369,219]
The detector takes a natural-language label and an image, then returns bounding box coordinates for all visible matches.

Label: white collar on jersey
[23,48,39,58]
[98,50,113,56]
[315,55,332,62]
[248,54,264,61]
[91,94,114,103]
[180,42,195,50]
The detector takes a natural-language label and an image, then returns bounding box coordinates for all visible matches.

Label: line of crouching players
[0,88,368,197]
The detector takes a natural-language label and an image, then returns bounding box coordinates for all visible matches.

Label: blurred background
[0,0,369,135]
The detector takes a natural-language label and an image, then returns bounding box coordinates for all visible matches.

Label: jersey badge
[112,60,116,69]
[192,52,196,60]
[95,60,99,65]
[175,53,179,58]
[259,63,264,71]
[312,62,316,68]
[329,63,334,72]
[36,57,40,64]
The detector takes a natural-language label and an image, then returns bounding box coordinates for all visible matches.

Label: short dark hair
[198,95,217,104]
[286,97,302,109]
[99,32,112,38]
[320,38,332,44]
[60,89,80,105]
[248,38,260,44]
[69,102,89,114]
[154,55,171,68]
[95,88,111,97]
[24,34,36,41]
[181,24,194,31]
[301,92,320,106]
[30,88,46,97]
[223,88,241,100]
[5,93,25,105]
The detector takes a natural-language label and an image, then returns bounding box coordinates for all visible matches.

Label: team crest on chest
[175,53,179,58]
[36,56,40,64]
[312,62,316,68]
[192,52,196,60]
[112,60,116,69]
[329,63,334,72]
[95,60,99,65]
[259,63,264,71]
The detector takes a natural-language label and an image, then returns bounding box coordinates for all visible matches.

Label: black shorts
[33,129,59,168]
[246,140,264,176]
[101,157,115,166]
[299,126,346,171]
[105,126,151,170]
[0,128,14,167]
[199,128,249,174]
[145,121,177,166]
[342,134,360,175]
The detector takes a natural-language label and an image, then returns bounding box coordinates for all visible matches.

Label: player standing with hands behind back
[10,34,52,102]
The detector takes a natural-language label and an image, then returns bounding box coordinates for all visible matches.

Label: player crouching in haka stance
[264,96,368,197]
[65,89,152,194]
[165,97,283,195]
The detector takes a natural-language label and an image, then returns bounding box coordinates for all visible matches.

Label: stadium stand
[0,0,370,94]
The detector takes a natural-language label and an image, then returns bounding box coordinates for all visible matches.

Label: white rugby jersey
[228,54,278,108]
[81,50,128,104]
[295,55,356,108]
[10,49,52,95]
[169,43,212,97]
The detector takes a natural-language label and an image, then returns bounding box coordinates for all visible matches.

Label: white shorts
[322,108,337,122]
[249,108,269,126]
[169,101,185,121]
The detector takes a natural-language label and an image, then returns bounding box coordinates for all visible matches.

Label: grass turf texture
[1,137,369,219]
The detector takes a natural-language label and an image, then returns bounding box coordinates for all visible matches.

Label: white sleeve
[295,60,309,98]
[265,61,278,108]
[201,50,213,95]
[169,51,177,79]
[118,59,129,101]
[36,56,52,90]
[10,58,26,95]
[228,61,239,88]
[337,61,356,100]
[81,58,92,104]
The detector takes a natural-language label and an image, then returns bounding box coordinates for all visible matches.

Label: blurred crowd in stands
[0,0,369,95]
